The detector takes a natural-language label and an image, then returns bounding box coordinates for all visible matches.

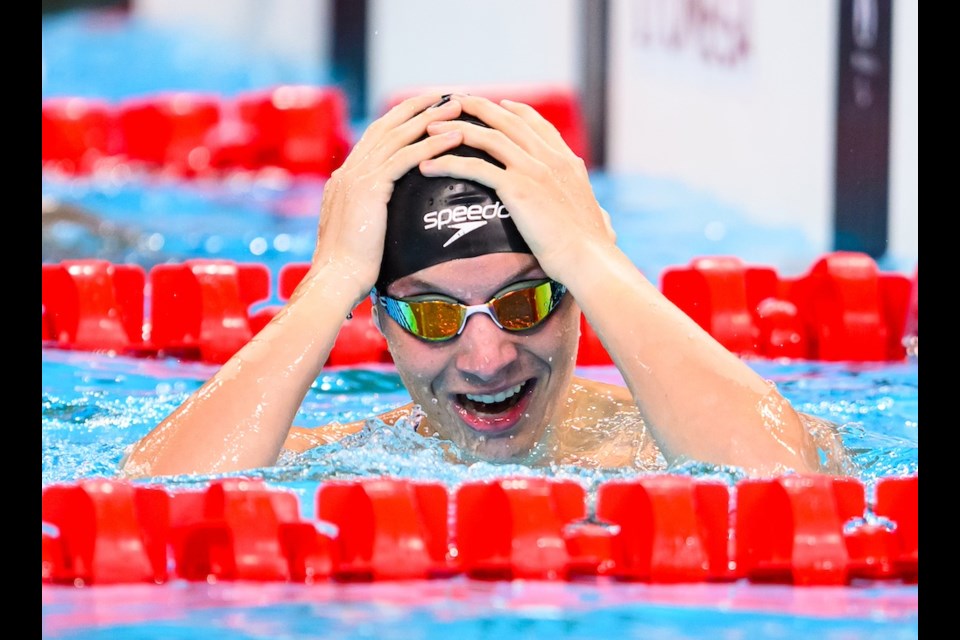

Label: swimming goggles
[373,278,568,342]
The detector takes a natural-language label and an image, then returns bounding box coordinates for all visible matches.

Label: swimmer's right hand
[307,94,466,300]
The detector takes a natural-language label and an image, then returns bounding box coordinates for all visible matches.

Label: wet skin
[375,252,582,462]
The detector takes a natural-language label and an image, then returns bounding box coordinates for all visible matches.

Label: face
[376,252,582,461]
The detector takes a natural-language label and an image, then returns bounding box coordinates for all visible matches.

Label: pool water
[42,8,918,640]
[41,349,918,494]
[42,349,918,639]
[43,580,919,640]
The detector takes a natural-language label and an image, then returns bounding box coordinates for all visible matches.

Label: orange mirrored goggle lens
[377,279,567,342]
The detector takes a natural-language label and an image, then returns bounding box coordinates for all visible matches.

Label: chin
[459,427,543,463]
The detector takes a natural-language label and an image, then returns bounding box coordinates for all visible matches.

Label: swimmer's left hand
[420,94,617,282]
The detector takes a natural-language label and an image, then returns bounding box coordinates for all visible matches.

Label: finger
[418,153,505,193]
[384,128,464,182]
[498,98,572,157]
[344,94,461,170]
[374,97,463,165]
[425,117,542,176]
[365,93,446,140]
[451,94,560,159]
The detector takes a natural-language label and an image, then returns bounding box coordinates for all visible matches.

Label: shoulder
[568,375,636,411]
[555,376,658,469]
[282,403,418,453]
[283,422,361,452]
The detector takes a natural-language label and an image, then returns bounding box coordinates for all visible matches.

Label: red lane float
[661,256,777,357]
[42,86,352,178]
[873,475,919,580]
[662,253,915,361]
[596,476,732,583]
[41,260,146,353]
[781,252,913,361]
[234,85,352,177]
[41,473,919,586]
[317,478,450,580]
[169,478,336,583]
[41,97,119,174]
[455,478,586,580]
[117,92,222,176]
[754,297,808,360]
[42,479,169,585]
[735,475,866,585]
[40,252,917,365]
[148,260,271,364]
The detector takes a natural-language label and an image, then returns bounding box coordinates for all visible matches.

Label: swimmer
[121,93,847,478]
[42,195,147,263]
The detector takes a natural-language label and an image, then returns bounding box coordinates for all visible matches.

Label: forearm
[121,265,362,477]
[564,244,821,473]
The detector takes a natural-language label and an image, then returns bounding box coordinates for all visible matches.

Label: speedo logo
[422,202,510,247]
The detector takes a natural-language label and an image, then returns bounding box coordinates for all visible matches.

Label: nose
[454,310,519,381]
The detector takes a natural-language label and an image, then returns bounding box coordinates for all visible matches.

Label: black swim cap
[375,113,532,292]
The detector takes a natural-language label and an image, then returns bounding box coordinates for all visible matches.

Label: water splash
[42,349,918,504]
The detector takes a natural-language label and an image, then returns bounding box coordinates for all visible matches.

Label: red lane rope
[42,474,918,586]
[41,252,918,365]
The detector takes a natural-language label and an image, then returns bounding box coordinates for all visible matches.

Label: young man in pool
[121,93,846,478]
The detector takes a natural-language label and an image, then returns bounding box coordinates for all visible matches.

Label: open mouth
[455,380,534,434]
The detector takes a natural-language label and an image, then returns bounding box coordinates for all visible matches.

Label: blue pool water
[43,579,919,640]
[41,347,919,639]
[41,349,918,494]
[42,8,918,640]
[40,255,919,640]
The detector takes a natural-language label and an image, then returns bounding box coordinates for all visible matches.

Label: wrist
[552,243,640,294]
[291,260,373,313]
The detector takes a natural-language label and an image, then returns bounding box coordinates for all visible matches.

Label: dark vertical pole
[41,0,129,13]
[331,0,368,123]
[833,0,893,257]
[581,0,608,168]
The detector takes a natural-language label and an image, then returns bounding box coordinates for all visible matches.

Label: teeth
[465,383,523,405]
